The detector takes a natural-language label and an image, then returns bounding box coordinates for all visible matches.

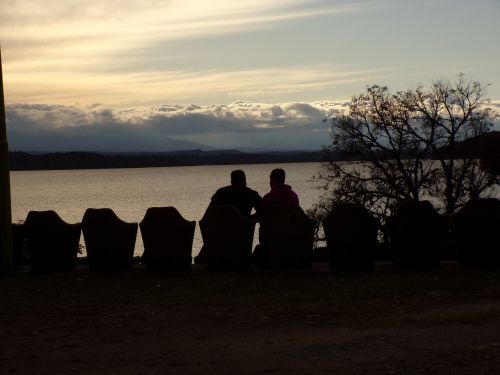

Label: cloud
[6,101,343,151]
[3,64,390,106]
[8,97,499,152]
[1,0,374,67]
[1,1,388,48]
[8,98,498,152]
[1,0,394,106]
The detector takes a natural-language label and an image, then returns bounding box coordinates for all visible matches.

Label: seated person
[195,170,261,264]
[209,169,262,217]
[260,168,299,212]
[252,168,301,263]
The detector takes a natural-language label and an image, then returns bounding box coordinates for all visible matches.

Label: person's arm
[250,191,264,221]
[253,191,263,212]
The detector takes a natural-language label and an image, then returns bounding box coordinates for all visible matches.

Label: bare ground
[1,263,500,374]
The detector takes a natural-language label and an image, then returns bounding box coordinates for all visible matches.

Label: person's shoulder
[216,185,233,193]
[244,186,260,194]
[243,187,262,201]
[290,188,300,204]
[288,185,299,196]
[284,184,298,194]
[212,185,232,199]
[262,188,274,198]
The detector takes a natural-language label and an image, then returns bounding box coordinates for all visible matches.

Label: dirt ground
[1,263,500,374]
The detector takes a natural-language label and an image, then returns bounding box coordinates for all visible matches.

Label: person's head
[231,169,246,188]
[270,168,285,187]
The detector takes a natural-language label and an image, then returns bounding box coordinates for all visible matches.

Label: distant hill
[436,131,500,157]
[435,131,500,175]
[8,150,325,171]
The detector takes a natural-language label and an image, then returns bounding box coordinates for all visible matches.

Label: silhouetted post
[0,47,13,273]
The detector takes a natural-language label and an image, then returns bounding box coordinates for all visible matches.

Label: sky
[1,0,500,152]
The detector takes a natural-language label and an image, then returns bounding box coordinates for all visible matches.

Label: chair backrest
[258,206,315,269]
[82,208,137,271]
[25,210,81,272]
[323,202,378,270]
[140,207,195,270]
[451,198,500,266]
[387,200,448,268]
[199,205,255,269]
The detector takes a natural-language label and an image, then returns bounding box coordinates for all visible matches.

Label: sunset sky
[1,0,499,151]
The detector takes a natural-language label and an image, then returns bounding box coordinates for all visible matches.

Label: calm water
[10,162,323,257]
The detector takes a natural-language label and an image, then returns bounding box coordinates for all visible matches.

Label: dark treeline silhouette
[9,131,499,171]
[8,150,325,171]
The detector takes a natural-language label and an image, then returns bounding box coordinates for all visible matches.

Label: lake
[10,162,323,257]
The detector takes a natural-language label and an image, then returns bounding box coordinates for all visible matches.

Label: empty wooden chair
[198,205,255,269]
[387,200,448,268]
[256,206,315,269]
[82,208,138,271]
[24,210,81,272]
[451,198,500,267]
[140,207,195,270]
[323,202,379,271]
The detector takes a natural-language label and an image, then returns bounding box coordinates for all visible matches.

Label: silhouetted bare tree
[315,74,499,221]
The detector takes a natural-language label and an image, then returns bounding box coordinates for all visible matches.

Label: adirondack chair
[198,205,255,269]
[387,200,448,268]
[140,207,195,270]
[323,202,379,271]
[82,208,137,271]
[256,206,315,269]
[24,210,81,272]
[451,198,500,266]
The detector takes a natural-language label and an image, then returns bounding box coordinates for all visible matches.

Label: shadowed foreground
[1,264,500,374]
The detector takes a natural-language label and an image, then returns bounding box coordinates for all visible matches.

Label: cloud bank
[6,101,347,152]
[7,100,499,152]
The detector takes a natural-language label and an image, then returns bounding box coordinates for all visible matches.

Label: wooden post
[0,47,13,274]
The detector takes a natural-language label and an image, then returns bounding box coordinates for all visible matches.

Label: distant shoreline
[9,131,500,171]
[8,150,326,171]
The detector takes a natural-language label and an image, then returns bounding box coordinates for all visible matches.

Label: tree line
[8,150,325,171]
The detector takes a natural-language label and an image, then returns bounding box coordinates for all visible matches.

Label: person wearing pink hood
[260,168,299,211]
[251,168,301,264]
